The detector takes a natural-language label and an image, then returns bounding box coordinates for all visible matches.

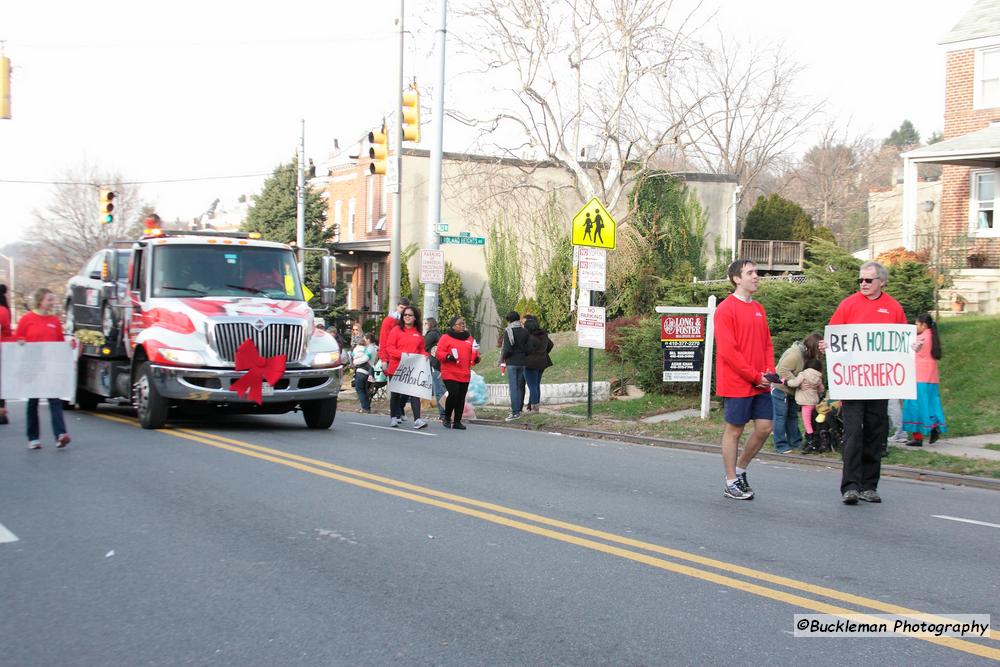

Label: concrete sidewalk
[911,433,1000,461]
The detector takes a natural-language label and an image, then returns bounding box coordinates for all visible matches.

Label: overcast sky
[0,0,970,247]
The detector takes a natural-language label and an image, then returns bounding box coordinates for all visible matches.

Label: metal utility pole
[422,0,447,321]
[296,119,306,278]
[388,0,405,312]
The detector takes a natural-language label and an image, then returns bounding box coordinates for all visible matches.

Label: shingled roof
[940,0,1000,45]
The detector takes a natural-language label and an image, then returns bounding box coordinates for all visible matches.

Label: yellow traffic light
[98,187,116,225]
[402,84,420,143]
[368,122,388,175]
[1,55,11,120]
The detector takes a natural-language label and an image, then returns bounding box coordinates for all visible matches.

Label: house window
[333,200,342,241]
[347,198,356,242]
[970,169,1000,237]
[975,47,1000,109]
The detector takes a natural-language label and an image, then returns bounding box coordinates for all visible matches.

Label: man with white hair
[822,261,906,505]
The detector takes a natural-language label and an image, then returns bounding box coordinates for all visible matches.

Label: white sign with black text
[419,249,445,285]
[387,352,434,400]
[577,247,607,291]
[576,305,606,350]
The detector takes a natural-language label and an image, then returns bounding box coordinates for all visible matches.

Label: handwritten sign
[387,352,433,400]
[1,341,76,399]
[824,324,916,400]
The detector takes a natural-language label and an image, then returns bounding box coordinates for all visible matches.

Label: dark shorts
[723,393,772,426]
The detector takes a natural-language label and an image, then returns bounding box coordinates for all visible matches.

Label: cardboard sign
[387,352,434,400]
[1,341,76,399]
[824,324,917,400]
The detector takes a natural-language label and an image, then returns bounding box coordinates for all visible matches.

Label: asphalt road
[1,402,998,666]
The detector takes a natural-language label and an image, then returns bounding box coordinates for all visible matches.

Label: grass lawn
[937,315,1000,437]
[561,393,701,419]
[476,331,617,384]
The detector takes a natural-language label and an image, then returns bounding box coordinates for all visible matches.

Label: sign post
[571,197,617,419]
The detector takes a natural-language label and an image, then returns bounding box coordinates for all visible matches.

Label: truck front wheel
[301,397,337,429]
[134,361,169,429]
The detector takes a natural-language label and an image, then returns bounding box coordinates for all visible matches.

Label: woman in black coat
[522,315,553,413]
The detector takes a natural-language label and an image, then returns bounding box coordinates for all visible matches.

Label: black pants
[389,390,421,420]
[840,399,888,493]
[443,379,469,424]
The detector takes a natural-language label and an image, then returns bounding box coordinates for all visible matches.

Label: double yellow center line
[95,413,999,661]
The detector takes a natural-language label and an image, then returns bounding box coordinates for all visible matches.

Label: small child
[353,350,373,413]
[786,358,824,451]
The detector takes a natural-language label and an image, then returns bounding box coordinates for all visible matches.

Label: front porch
[937,268,1000,316]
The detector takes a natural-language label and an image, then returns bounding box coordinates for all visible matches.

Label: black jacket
[524,330,554,370]
[500,322,531,366]
[425,329,443,370]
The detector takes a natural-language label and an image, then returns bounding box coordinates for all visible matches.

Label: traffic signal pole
[296,119,306,278]
[422,0,447,321]
[388,0,405,312]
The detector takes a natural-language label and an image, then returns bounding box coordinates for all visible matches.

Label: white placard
[578,247,606,291]
[1,341,76,399]
[576,305,606,349]
[387,352,434,399]
[385,159,399,193]
[419,249,445,284]
[824,324,917,400]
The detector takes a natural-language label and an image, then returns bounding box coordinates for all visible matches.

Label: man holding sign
[822,261,907,505]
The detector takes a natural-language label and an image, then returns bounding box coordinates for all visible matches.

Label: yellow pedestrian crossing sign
[572,197,616,249]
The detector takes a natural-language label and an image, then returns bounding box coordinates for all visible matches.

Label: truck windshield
[151,245,304,300]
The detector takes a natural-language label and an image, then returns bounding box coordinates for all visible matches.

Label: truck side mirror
[320,288,336,306]
[321,256,336,290]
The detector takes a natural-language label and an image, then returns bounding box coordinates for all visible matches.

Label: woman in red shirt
[0,284,11,425]
[385,305,428,429]
[435,316,481,430]
[13,288,71,449]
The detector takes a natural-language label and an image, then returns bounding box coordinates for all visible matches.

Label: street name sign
[440,235,485,246]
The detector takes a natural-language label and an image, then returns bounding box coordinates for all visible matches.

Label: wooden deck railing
[738,240,805,271]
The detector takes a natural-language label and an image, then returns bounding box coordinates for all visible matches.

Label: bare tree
[26,164,147,293]
[676,37,822,200]
[449,0,706,220]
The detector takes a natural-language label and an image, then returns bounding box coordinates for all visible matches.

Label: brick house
[901,0,1000,313]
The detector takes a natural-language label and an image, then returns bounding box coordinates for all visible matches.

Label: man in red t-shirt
[822,261,906,505]
[713,260,775,500]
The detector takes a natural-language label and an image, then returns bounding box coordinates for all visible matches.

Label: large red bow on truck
[231,339,286,405]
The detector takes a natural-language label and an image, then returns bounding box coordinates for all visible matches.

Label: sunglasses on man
[857,277,877,284]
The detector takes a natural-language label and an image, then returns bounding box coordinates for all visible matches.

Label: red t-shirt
[378,314,398,362]
[435,333,480,382]
[385,325,426,376]
[0,305,11,339]
[713,295,774,398]
[14,311,65,342]
[828,291,907,326]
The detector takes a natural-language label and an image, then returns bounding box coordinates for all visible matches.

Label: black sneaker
[737,472,754,497]
[858,489,881,503]
[724,480,753,500]
[929,427,940,444]
[453,422,467,430]
[842,489,860,505]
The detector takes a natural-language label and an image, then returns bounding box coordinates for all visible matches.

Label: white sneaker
[28,440,42,450]
[389,417,399,427]
[413,419,428,430]
[504,413,521,422]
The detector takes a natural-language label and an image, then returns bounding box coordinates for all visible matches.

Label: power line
[0,172,272,186]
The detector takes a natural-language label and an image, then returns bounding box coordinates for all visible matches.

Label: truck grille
[212,322,306,363]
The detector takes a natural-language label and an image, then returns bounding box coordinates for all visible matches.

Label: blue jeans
[506,365,526,415]
[354,375,371,411]
[27,398,67,442]
[523,368,543,407]
[770,388,801,452]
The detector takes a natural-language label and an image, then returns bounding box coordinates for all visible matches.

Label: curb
[469,419,1000,492]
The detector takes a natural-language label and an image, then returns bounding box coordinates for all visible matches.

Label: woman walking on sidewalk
[522,315,554,413]
[903,312,946,446]
[14,288,71,449]
[435,316,480,429]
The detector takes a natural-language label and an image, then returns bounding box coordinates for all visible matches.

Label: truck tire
[76,387,100,411]
[133,361,169,429]
[301,397,337,429]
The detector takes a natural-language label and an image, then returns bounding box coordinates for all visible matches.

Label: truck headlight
[311,352,338,367]
[159,349,206,366]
